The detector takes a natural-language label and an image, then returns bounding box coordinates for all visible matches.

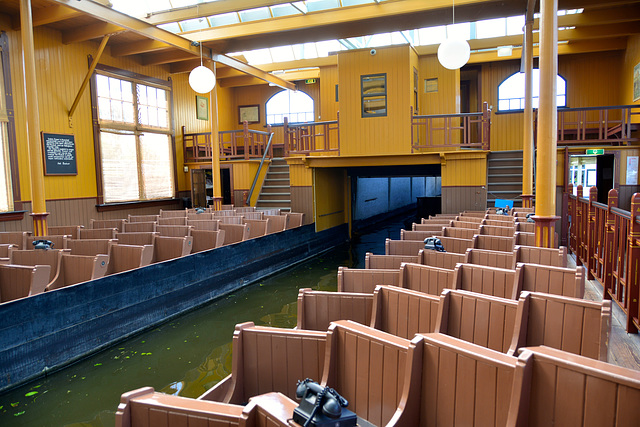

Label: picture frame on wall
[238,104,260,124]
[196,95,209,121]
[634,62,640,102]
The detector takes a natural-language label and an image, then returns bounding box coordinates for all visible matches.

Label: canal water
[0,214,413,426]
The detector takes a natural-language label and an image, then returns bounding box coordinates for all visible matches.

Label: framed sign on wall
[238,104,260,124]
[196,95,209,121]
[41,132,77,175]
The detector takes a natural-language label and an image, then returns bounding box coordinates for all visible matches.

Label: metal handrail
[246,131,274,206]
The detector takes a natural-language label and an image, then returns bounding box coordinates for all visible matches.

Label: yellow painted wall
[319,65,339,121]
[622,34,640,113]
[314,168,347,232]
[441,152,487,187]
[418,55,460,115]
[289,162,313,187]
[338,44,412,156]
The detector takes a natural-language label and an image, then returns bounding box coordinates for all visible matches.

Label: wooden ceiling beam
[12,4,82,30]
[110,39,172,57]
[62,22,126,44]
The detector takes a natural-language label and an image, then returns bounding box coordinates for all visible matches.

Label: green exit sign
[305,78,317,84]
[586,149,604,155]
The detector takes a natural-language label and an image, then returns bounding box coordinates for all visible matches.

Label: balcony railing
[283,114,340,156]
[219,121,273,161]
[568,184,639,333]
[536,104,640,145]
[411,102,491,152]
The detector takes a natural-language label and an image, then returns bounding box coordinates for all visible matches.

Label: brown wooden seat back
[337,266,399,293]
[79,228,118,239]
[0,264,50,302]
[442,226,476,240]
[438,236,474,254]
[418,219,453,226]
[515,231,535,246]
[10,249,66,288]
[264,215,287,233]
[242,211,264,220]
[90,219,126,231]
[465,248,516,269]
[38,235,69,250]
[67,238,115,256]
[457,215,484,224]
[400,262,455,295]
[234,207,256,213]
[322,320,423,427]
[486,214,516,222]
[122,222,157,233]
[481,224,516,237]
[127,214,159,223]
[107,244,153,274]
[153,236,192,262]
[115,232,158,246]
[156,225,192,237]
[509,291,610,361]
[213,210,238,217]
[285,212,304,229]
[419,249,466,270]
[515,222,535,233]
[474,234,515,252]
[412,223,447,233]
[191,229,225,253]
[220,204,234,210]
[371,285,440,339]
[0,231,31,250]
[451,220,482,230]
[157,217,187,226]
[219,224,249,245]
[218,216,244,225]
[159,209,187,218]
[435,289,518,353]
[514,245,567,267]
[385,239,424,256]
[260,208,281,216]
[243,219,268,239]
[401,230,443,241]
[453,263,519,299]
[296,288,373,331]
[515,262,584,298]
[484,219,515,227]
[48,225,83,239]
[50,253,109,290]
[187,219,220,231]
[507,346,640,427]
[0,243,14,263]
[187,212,215,220]
[365,252,419,269]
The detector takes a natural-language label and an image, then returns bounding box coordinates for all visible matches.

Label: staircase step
[488,174,525,178]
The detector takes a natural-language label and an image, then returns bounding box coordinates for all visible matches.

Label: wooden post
[210,67,222,209]
[482,102,491,151]
[586,186,597,280]
[283,117,290,156]
[567,183,574,254]
[575,184,583,265]
[521,19,534,207]
[626,193,640,333]
[533,0,559,248]
[603,189,618,300]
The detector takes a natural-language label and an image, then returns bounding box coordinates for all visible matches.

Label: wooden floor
[570,255,640,370]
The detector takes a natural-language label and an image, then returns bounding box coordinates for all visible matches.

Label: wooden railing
[411,102,491,152]
[219,121,273,161]
[182,126,212,163]
[283,114,340,156]
[568,183,639,333]
[536,104,640,146]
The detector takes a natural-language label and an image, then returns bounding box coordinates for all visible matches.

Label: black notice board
[41,132,77,175]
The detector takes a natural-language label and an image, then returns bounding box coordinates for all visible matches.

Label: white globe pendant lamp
[437,0,470,70]
[189,64,216,94]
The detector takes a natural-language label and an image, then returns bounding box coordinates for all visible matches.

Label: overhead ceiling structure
[0,0,638,88]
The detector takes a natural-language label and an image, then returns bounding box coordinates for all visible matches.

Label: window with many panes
[0,41,14,213]
[498,69,566,112]
[266,90,314,125]
[94,70,174,204]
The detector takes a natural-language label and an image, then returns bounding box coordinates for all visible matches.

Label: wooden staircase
[487,150,532,208]
[256,158,291,212]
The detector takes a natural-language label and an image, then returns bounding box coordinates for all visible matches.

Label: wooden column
[603,189,618,300]
[586,186,597,281]
[210,63,223,210]
[533,0,559,247]
[521,19,534,209]
[626,193,640,333]
[20,0,48,235]
[575,184,583,266]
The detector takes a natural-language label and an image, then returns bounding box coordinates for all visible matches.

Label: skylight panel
[111,0,161,18]
[243,48,272,65]
[316,40,344,56]
[292,43,319,60]
[271,4,302,17]
[342,0,376,6]
[208,12,240,27]
[391,31,408,45]
[446,23,471,40]
[306,0,341,13]
[271,46,296,62]
[506,15,525,35]
[417,26,446,45]
[158,22,182,33]
[476,18,506,39]
[169,0,201,8]
[291,2,308,14]
[239,7,272,22]
[179,17,209,32]
[368,33,392,48]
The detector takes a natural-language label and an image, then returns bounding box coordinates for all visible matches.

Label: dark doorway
[596,154,615,204]
[221,168,232,205]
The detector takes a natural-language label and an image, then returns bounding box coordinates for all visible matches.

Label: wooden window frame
[361,73,387,118]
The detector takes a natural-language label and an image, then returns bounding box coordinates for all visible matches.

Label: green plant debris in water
[14,411,25,417]
[24,391,38,397]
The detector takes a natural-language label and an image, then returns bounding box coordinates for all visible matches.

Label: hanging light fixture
[437,0,470,70]
[189,15,216,94]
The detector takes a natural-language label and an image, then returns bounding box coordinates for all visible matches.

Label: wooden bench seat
[219,223,249,245]
[514,245,567,267]
[399,262,455,295]
[67,238,115,256]
[39,235,69,250]
[243,219,268,239]
[418,218,454,226]
[385,238,424,256]
[515,262,584,298]
[412,223,447,233]
[337,266,400,293]
[0,244,15,264]
[127,214,159,223]
[187,219,220,230]
[48,225,83,239]
[156,225,193,237]
[191,229,225,252]
[241,211,264,220]
[442,226,476,240]
[365,252,419,269]
[264,215,286,233]
[258,208,281,216]
[218,216,245,225]
[515,222,535,233]
[438,236,474,254]
[106,244,153,274]
[49,253,109,290]
[296,288,373,331]
[0,231,31,250]
[481,224,516,237]
[213,210,238,217]
[79,228,118,239]
[153,236,192,262]
[115,232,158,246]
[401,229,443,240]
[122,222,157,233]
[0,264,51,303]
[465,247,516,269]
[285,212,304,229]
[90,219,125,232]
[474,234,515,252]
[234,207,255,214]
[10,249,67,291]
[187,212,215,220]
[486,213,516,222]
[418,249,466,270]
[484,219,516,227]
[157,217,187,226]
[159,209,187,218]
[451,220,482,230]
[453,263,519,299]
[456,215,485,224]
[515,231,536,246]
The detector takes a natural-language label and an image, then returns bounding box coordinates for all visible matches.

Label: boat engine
[293,378,357,427]
[424,237,446,252]
[33,239,53,250]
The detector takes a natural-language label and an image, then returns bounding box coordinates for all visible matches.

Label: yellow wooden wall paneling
[441,153,487,187]
[319,65,339,121]
[622,34,640,111]
[314,167,346,232]
[289,162,313,187]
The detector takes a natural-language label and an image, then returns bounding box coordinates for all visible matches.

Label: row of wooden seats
[298,285,609,361]
[389,233,537,255]
[117,318,639,427]
[339,261,584,299]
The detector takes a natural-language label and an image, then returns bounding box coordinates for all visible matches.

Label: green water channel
[0,215,412,426]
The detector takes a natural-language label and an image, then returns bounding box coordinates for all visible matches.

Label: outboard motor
[424,237,446,252]
[526,213,535,223]
[195,207,206,214]
[293,378,356,427]
[33,239,53,250]
[496,207,510,216]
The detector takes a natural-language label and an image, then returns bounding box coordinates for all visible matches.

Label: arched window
[266,90,314,125]
[498,69,566,111]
